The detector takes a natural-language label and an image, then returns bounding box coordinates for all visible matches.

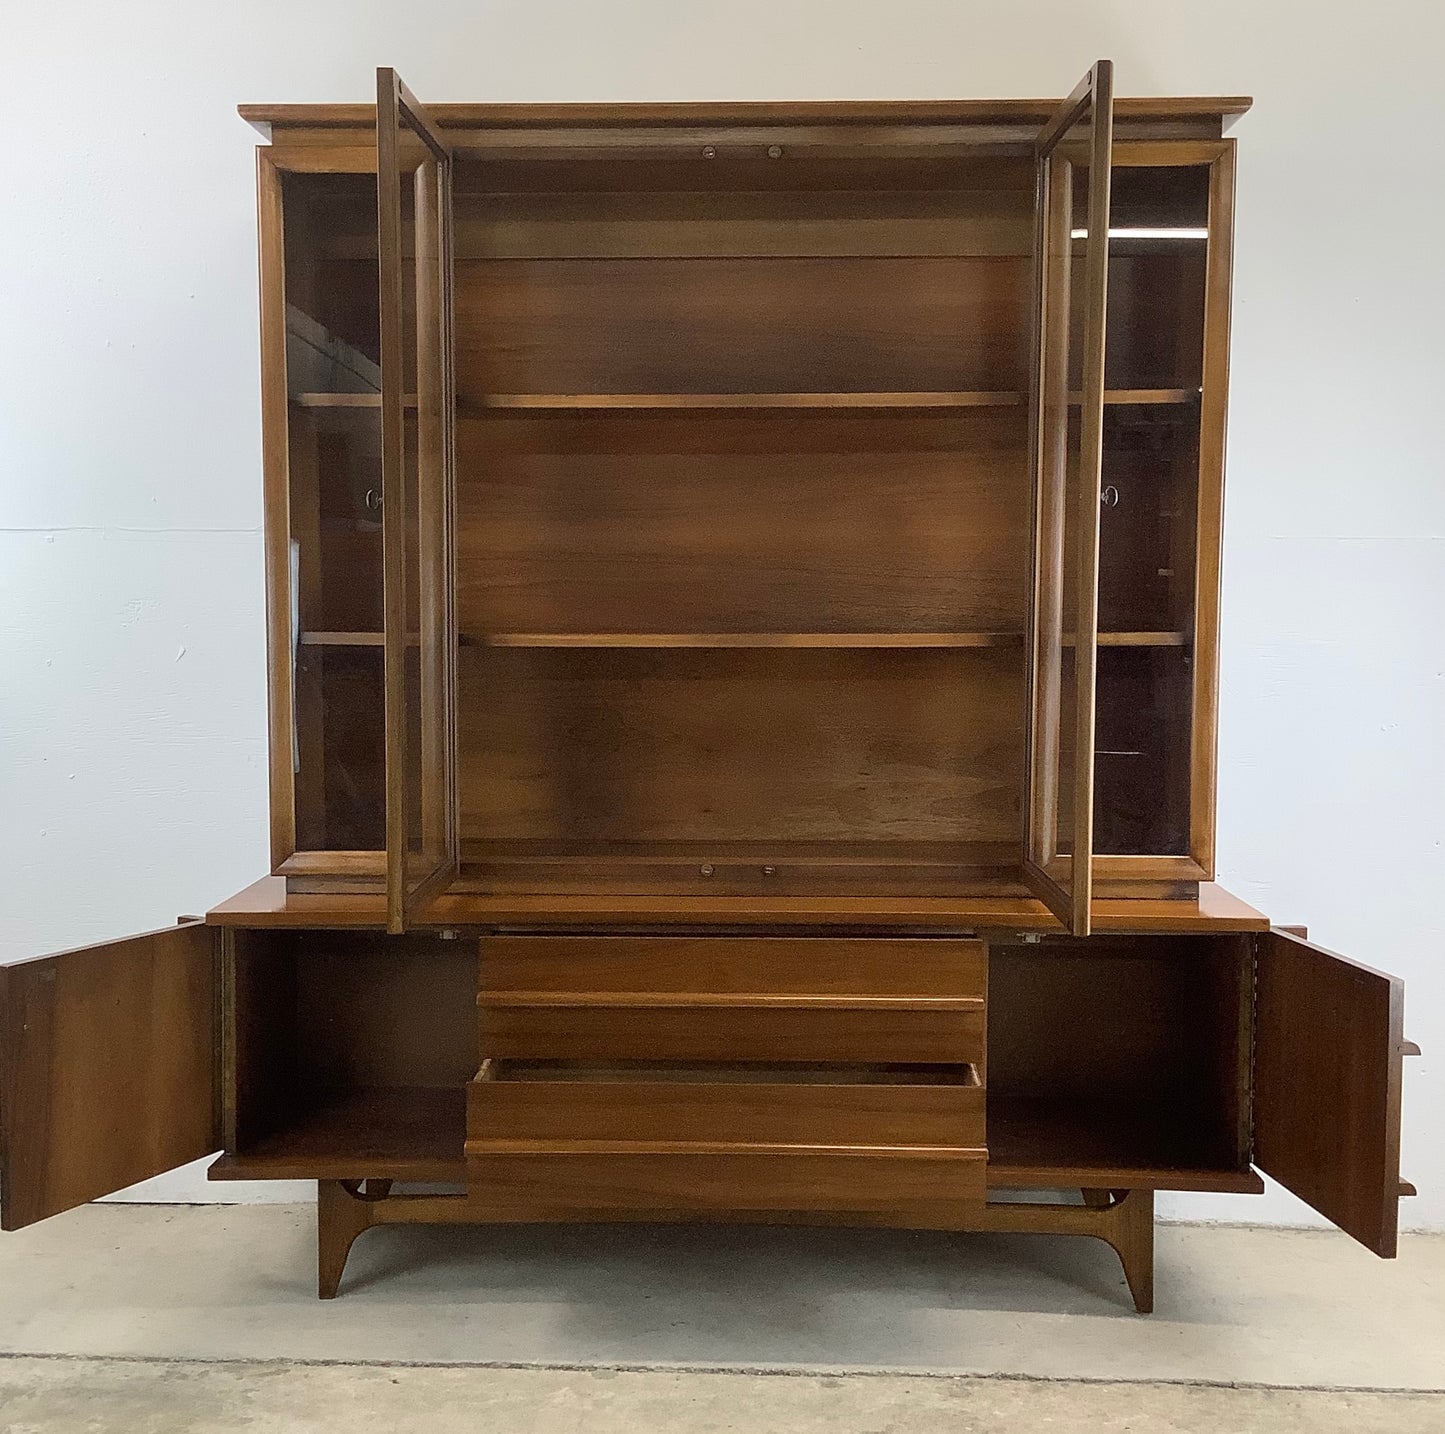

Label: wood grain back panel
[458,645,1024,847]
[0,923,218,1231]
[452,184,1034,260]
[454,255,1029,397]
[456,409,1028,636]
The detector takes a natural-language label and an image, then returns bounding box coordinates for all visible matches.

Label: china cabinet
[0,65,1417,1310]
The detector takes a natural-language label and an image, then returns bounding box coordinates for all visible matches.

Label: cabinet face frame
[376,68,459,933]
[1024,61,1113,936]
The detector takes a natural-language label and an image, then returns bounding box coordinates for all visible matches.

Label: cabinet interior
[227,929,1254,1187]
[277,149,1217,894]
[229,931,476,1177]
[987,934,1253,1186]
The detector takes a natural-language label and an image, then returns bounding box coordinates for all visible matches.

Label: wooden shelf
[292,392,420,409]
[476,631,1024,650]
[476,631,1185,650]
[210,1087,466,1183]
[985,1094,1263,1195]
[1066,631,1189,649]
[460,389,1199,413]
[470,391,1023,411]
[298,631,385,647]
[302,630,1185,652]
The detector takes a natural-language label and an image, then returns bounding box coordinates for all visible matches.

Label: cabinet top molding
[239,96,1252,136]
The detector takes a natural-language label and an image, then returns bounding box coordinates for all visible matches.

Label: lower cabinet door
[465,1059,986,1215]
[0,921,220,1230]
[1254,928,1414,1256]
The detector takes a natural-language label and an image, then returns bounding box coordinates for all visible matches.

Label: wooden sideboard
[0,64,1417,1311]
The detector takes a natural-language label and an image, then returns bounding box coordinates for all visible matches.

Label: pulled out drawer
[465,1058,986,1215]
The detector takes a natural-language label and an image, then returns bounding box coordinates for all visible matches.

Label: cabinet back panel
[458,646,1023,847]
[455,155,1035,198]
[456,410,1028,635]
[248,933,479,1091]
[453,185,1034,261]
[454,256,1029,397]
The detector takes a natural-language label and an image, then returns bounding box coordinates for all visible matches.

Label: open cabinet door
[1023,62,1114,935]
[1255,930,1410,1256]
[0,923,218,1231]
[378,67,458,933]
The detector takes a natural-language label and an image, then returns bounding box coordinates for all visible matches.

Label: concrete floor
[0,1204,1441,1431]
[3,1361,1445,1434]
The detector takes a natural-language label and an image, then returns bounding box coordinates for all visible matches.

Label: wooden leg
[1100,1188,1155,1314]
[1081,1186,1112,1209]
[317,1179,376,1300]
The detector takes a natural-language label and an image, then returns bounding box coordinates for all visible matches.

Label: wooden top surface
[208,876,1269,934]
[239,97,1252,132]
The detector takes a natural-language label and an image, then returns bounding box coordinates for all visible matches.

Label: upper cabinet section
[249,74,1243,931]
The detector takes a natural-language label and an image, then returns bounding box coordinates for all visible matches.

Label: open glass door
[377,68,458,933]
[1023,62,1114,935]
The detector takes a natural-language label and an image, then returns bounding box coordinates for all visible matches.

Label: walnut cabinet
[0,65,1418,1310]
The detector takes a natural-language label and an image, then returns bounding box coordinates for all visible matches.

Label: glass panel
[379,72,455,926]
[1092,164,1209,855]
[281,171,385,851]
[293,645,386,850]
[1025,64,1111,932]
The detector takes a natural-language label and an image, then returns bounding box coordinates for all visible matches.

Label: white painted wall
[2,0,1441,1229]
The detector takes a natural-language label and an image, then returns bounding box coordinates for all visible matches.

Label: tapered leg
[1101,1188,1154,1314]
[1081,1186,1112,1209]
[317,1179,375,1299]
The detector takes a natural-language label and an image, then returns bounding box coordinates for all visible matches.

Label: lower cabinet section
[1,911,1412,1306]
[464,1058,986,1214]
[197,922,1409,1266]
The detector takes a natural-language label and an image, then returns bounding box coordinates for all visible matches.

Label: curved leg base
[317,1179,384,1299]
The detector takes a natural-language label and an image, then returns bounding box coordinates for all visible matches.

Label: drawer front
[467,1150,987,1215]
[467,1060,985,1151]
[480,935,986,1002]
[479,1000,984,1064]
